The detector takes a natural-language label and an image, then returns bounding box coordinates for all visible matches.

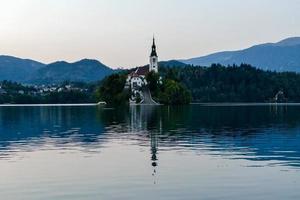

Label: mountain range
[0,57,184,84]
[29,59,113,84]
[0,55,45,83]
[0,37,300,84]
[0,56,114,84]
[181,37,300,72]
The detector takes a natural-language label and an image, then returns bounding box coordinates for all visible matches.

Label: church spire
[151,37,157,57]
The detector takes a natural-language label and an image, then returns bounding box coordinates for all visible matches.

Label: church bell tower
[150,37,158,73]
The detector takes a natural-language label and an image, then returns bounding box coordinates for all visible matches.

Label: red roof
[135,66,149,76]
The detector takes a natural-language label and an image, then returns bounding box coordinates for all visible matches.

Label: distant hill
[159,60,187,67]
[0,55,45,82]
[137,60,187,72]
[181,37,300,72]
[0,56,115,84]
[29,59,114,84]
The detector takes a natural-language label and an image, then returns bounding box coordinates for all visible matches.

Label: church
[126,38,159,99]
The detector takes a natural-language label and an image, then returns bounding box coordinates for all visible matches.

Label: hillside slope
[0,55,45,82]
[182,37,300,72]
[29,59,114,84]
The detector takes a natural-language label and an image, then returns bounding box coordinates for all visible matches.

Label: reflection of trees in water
[125,105,300,168]
[96,106,129,127]
[0,106,106,156]
[2,105,300,167]
[129,106,161,131]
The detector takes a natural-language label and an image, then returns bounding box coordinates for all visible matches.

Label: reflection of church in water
[129,106,161,183]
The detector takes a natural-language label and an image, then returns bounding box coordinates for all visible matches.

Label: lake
[0,104,299,200]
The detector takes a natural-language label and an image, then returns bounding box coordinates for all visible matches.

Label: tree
[158,64,300,103]
[95,74,129,106]
[146,71,160,92]
[159,79,191,105]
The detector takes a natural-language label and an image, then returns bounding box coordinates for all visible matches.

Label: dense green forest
[160,64,300,102]
[95,73,130,106]
[146,71,191,105]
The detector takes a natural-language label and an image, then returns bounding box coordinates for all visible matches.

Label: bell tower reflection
[150,130,158,184]
[129,105,161,184]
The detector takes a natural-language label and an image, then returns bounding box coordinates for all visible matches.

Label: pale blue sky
[0,0,299,68]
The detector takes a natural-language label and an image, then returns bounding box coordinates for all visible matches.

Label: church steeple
[151,37,157,57]
[150,37,158,73]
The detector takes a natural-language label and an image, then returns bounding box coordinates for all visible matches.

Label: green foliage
[0,94,12,104]
[13,94,40,104]
[0,80,94,104]
[146,71,191,105]
[1,80,33,93]
[43,91,91,104]
[135,92,142,104]
[158,79,191,105]
[159,64,300,103]
[95,73,129,106]
[146,71,160,92]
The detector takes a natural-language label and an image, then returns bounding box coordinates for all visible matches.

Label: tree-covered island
[95,70,191,106]
[96,38,191,106]
[95,63,300,106]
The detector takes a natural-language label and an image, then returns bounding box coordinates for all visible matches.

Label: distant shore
[0,103,98,107]
[193,102,300,106]
[1,102,300,107]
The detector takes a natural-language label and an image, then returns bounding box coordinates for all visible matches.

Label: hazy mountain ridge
[0,56,114,84]
[29,59,114,84]
[139,60,187,70]
[0,55,45,82]
[159,60,187,67]
[182,37,300,72]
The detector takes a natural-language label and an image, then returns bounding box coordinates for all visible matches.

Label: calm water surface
[0,105,299,200]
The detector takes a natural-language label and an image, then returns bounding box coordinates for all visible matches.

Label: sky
[0,0,299,68]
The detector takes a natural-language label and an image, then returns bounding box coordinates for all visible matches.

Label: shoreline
[0,103,98,107]
[0,102,300,107]
[192,102,300,106]
[128,102,300,107]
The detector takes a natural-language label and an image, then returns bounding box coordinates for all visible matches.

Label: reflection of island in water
[1,105,300,168]
[129,106,160,183]
[107,105,300,170]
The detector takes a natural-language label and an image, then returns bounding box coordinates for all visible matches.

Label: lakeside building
[126,38,159,102]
